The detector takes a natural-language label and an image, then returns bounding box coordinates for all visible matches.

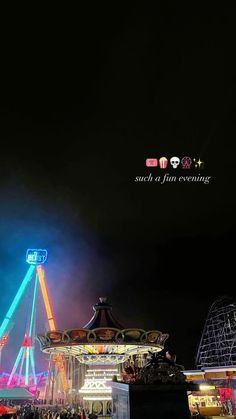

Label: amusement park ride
[0,249,68,393]
[38,297,169,415]
[0,249,171,415]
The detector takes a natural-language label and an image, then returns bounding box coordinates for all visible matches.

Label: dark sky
[0,4,236,371]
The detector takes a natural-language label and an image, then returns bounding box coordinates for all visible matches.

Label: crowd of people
[0,403,99,419]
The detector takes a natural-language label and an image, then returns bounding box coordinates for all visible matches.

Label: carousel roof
[83,297,124,329]
[37,297,169,365]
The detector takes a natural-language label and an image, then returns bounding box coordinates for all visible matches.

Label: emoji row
[146,157,204,169]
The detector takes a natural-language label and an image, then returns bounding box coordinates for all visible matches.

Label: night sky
[0,5,235,371]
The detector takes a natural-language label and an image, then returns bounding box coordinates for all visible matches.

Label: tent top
[0,387,34,399]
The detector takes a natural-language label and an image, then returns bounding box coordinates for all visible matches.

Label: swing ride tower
[0,249,68,397]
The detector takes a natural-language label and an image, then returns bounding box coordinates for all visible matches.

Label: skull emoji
[181,156,192,169]
[170,157,180,169]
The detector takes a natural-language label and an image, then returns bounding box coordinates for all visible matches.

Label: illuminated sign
[26,249,48,265]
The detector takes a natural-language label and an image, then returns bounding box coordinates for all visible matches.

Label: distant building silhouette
[196,296,236,368]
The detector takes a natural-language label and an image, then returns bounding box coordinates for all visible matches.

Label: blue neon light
[29,275,38,337]
[0,265,35,339]
[7,347,24,386]
[26,249,48,265]
[29,347,37,385]
[25,347,30,385]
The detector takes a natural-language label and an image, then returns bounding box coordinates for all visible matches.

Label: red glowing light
[219,387,232,401]
[0,335,8,347]
[22,334,31,347]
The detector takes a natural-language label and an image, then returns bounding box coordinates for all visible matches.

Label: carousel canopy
[83,297,124,329]
[37,297,169,365]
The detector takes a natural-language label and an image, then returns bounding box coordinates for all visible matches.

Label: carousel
[37,297,169,416]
